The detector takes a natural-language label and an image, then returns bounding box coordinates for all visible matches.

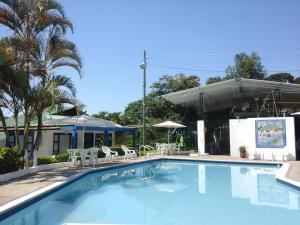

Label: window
[8,132,33,153]
[84,133,94,148]
[53,134,60,155]
[53,133,71,155]
[8,133,15,147]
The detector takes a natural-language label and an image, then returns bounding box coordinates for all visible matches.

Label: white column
[197,120,205,155]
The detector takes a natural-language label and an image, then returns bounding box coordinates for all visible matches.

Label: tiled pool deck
[0,155,299,207]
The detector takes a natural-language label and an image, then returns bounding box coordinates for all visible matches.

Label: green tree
[0,1,80,164]
[150,74,200,97]
[265,73,294,83]
[206,76,223,85]
[226,52,266,79]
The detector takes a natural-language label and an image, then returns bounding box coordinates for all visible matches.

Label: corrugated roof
[163,78,300,112]
[3,114,125,129]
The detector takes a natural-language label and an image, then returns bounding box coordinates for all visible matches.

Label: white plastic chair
[88,147,99,166]
[79,149,91,166]
[102,146,118,162]
[121,145,137,159]
[67,149,80,166]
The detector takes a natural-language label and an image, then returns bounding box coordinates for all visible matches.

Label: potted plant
[239,146,247,158]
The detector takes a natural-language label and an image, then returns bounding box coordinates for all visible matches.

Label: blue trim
[71,128,77,149]
[0,158,286,221]
[104,131,109,146]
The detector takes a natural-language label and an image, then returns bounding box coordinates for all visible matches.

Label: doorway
[84,132,94,148]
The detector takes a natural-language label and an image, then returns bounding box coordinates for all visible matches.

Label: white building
[164,78,300,160]
[0,106,136,157]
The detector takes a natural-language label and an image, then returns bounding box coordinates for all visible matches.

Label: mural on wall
[255,119,286,148]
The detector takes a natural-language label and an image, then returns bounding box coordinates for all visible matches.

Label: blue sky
[2,0,300,114]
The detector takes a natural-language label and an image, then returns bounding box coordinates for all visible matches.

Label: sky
[2,0,300,114]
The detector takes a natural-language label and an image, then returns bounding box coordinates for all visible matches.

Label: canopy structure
[153,121,186,129]
[163,78,300,113]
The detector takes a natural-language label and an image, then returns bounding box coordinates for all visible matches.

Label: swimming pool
[1,159,300,225]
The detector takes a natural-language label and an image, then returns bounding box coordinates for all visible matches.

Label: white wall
[197,120,205,155]
[230,117,296,160]
[37,130,56,156]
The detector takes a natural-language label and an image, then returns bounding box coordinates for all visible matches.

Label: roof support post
[104,130,109,146]
[71,126,77,149]
[132,131,136,148]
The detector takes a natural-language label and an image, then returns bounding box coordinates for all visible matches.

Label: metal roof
[163,78,300,112]
[3,114,133,130]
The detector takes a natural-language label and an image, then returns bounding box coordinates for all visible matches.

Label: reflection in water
[230,166,299,209]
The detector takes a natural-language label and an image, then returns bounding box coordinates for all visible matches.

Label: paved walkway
[0,156,299,206]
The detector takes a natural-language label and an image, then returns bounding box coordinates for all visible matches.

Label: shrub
[0,147,24,174]
[37,155,58,165]
[54,152,69,162]
[98,150,106,158]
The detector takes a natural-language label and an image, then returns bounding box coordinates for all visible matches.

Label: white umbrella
[153,121,186,143]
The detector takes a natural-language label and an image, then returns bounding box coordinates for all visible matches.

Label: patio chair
[67,149,81,166]
[121,145,137,159]
[88,147,99,166]
[102,146,118,162]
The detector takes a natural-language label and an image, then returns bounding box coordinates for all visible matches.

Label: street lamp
[140,50,147,149]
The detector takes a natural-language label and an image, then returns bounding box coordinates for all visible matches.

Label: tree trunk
[33,112,42,151]
[23,106,31,166]
[13,110,20,148]
[0,107,9,146]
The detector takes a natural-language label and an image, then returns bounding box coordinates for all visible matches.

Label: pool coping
[0,157,300,221]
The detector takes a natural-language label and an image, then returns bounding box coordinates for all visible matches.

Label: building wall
[0,129,117,156]
[230,117,296,160]
[37,130,57,156]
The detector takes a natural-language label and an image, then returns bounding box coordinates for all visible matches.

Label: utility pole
[140,50,147,149]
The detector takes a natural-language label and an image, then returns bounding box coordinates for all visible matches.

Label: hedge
[37,155,58,165]
[0,147,24,174]
[54,152,69,162]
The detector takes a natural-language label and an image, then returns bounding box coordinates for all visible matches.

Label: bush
[37,155,58,165]
[98,150,106,158]
[54,152,69,162]
[0,147,24,174]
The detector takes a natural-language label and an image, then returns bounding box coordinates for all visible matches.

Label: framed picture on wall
[255,119,286,148]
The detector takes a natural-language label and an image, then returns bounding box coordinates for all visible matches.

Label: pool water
[1,160,300,225]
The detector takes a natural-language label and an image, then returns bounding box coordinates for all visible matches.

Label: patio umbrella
[153,121,186,143]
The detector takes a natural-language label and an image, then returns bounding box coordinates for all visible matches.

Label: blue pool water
[1,160,300,225]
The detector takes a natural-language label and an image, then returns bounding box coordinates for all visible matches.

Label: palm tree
[0,0,75,152]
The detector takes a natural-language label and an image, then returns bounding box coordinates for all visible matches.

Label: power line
[148,63,300,73]
[164,48,300,57]
[147,54,300,62]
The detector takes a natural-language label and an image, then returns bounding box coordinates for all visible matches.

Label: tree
[206,76,223,85]
[0,1,80,164]
[265,73,294,83]
[150,74,200,97]
[294,77,300,84]
[93,111,122,124]
[31,75,78,154]
[226,52,266,79]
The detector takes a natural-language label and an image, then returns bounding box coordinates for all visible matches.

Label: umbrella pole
[168,128,170,144]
